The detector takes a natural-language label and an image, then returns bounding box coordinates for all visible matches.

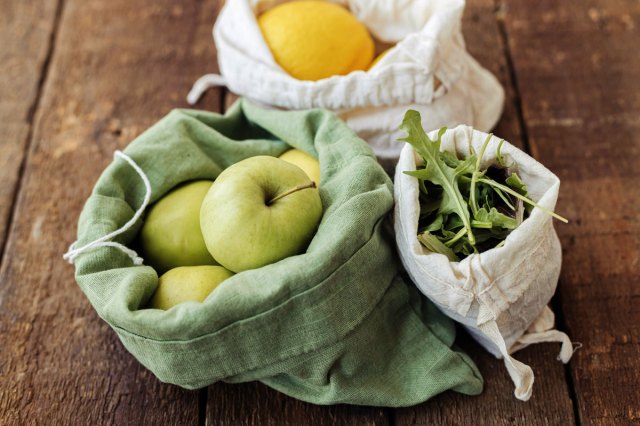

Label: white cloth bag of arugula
[394,113,574,401]
[187,0,504,159]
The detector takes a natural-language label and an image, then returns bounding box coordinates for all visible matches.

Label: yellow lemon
[149,266,234,310]
[258,1,374,81]
[368,48,391,70]
[278,149,321,186]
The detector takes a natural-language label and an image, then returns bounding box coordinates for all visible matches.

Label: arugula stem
[471,220,493,229]
[470,134,493,216]
[496,139,510,168]
[444,227,467,247]
[477,178,569,223]
[493,186,516,211]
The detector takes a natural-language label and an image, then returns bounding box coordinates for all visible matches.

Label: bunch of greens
[400,110,567,261]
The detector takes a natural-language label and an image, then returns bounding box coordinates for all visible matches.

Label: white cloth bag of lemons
[188,0,504,159]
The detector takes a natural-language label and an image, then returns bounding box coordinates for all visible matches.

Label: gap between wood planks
[198,387,208,426]
[493,0,580,424]
[494,0,531,154]
[0,0,65,263]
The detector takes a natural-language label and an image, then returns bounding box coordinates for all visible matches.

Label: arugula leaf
[401,110,475,244]
[444,214,464,231]
[424,214,444,232]
[473,207,519,230]
[454,155,477,177]
[440,150,459,167]
[506,173,532,214]
[418,231,459,262]
[505,172,528,196]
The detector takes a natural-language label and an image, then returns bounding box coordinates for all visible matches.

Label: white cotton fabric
[208,0,504,158]
[394,125,574,401]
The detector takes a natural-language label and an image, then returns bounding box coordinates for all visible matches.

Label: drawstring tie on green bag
[63,151,150,266]
[187,74,228,105]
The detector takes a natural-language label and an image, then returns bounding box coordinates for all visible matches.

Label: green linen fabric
[71,99,483,406]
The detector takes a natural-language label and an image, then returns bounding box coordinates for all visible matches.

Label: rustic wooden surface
[0,0,220,424]
[0,0,61,255]
[503,0,640,424]
[0,0,638,425]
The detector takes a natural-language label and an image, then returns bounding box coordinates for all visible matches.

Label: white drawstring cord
[478,318,535,401]
[477,303,576,401]
[63,150,151,266]
[186,73,228,105]
[509,305,578,363]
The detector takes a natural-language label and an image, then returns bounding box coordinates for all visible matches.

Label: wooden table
[1,0,638,424]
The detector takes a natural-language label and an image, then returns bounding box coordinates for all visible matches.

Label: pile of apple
[141,149,322,310]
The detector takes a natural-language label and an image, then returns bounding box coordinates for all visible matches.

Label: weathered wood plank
[207,381,388,426]
[0,0,61,257]
[224,91,240,111]
[464,0,523,148]
[395,0,576,423]
[0,0,222,424]
[502,0,640,424]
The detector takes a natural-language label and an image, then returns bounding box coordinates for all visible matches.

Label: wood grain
[0,0,222,424]
[502,0,640,424]
[207,382,388,426]
[464,0,523,148]
[0,0,61,256]
[396,0,576,423]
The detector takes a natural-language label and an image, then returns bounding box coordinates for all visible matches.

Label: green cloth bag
[69,99,483,406]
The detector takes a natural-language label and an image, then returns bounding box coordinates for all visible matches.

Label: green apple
[141,180,217,273]
[279,149,321,186]
[149,265,234,310]
[200,156,323,272]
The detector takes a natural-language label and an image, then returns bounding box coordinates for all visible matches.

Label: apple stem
[267,181,317,205]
